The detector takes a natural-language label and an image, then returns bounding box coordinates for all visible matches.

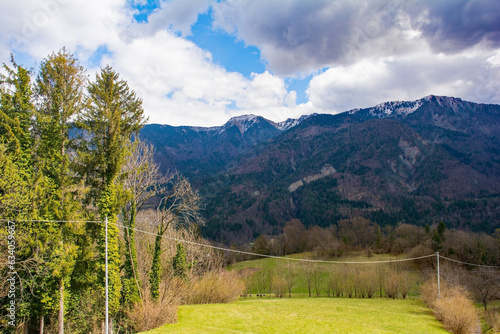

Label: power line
[439,255,500,269]
[114,221,437,265]
[0,218,101,223]
[3,218,500,268]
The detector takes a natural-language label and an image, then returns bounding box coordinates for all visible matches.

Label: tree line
[0,49,214,333]
[248,218,499,266]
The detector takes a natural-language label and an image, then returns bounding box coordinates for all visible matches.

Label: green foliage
[0,51,151,331]
[149,234,162,301]
[122,203,141,306]
[78,65,146,191]
[0,143,32,219]
[172,243,189,281]
[97,184,123,316]
[0,56,35,158]
[252,235,271,255]
[432,221,446,251]
[78,65,146,316]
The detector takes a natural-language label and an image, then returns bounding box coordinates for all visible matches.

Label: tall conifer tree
[79,65,146,319]
[35,49,86,333]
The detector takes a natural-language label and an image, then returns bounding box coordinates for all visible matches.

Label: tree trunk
[40,316,44,334]
[58,278,64,334]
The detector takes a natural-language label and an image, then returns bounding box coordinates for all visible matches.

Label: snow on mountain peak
[192,114,310,135]
[423,95,465,110]
[274,114,314,131]
[228,114,258,123]
[224,114,261,134]
[371,100,423,117]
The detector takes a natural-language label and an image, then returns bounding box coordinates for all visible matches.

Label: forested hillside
[139,96,500,244]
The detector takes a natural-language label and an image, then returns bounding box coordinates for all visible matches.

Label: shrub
[485,309,500,333]
[271,276,287,297]
[186,270,244,304]
[398,272,412,299]
[126,279,182,333]
[341,272,355,298]
[326,269,342,297]
[126,295,178,332]
[420,279,440,308]
[420,279,480,334]
[434,295,479,334]
[358,270,377,298]
[384,271,399,299]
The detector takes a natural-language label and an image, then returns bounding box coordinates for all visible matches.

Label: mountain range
[139,96,500,244]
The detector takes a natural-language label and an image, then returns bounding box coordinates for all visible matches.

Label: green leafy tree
[0,57,35,218]
[0,58,48,332]
[78,65,146,318]
[35,49,86,333]
[0,57,34,158]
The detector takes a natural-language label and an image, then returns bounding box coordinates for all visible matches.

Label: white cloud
[2,0,131,63]
[0,0,309,126]
[307,49,500,113]
[106,30,307,126]
[1,0,499,127]
[146,0,213,36]
[211,0,422,76]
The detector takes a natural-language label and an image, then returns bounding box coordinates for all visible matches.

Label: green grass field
[142,297,448,334]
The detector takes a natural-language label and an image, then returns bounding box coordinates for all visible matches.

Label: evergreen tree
[34,49,86,333]
[0,57,35,218]
[78,65,146,317]
[149,233,162,301]
[432,221,446,251]
[0,58,42,332]
[0,56,34,159]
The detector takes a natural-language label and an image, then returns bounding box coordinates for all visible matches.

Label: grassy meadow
[141,253,448,334]
[228,252,429,297]
[142,297,448,334]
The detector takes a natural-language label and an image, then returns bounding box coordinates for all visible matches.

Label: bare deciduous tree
[467,268,500,310]
[149,176,204,300]
[121,139,167,303]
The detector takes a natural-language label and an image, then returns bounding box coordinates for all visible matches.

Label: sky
[1,0,500,126]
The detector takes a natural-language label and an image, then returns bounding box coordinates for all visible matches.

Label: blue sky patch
[187,11,266,79]
[86,45,113,68]
[130,0,159,23]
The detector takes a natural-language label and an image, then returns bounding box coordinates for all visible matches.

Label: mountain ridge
[139,95,500,244]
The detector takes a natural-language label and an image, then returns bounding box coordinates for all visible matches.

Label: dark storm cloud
[412,0,500,53]
[212,0,500,75]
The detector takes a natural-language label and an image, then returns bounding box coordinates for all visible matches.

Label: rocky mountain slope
[139,96,500,244]
[139,114,312,178]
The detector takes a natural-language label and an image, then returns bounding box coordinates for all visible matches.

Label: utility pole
[105,216,109,334]
[436,252,440,299]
